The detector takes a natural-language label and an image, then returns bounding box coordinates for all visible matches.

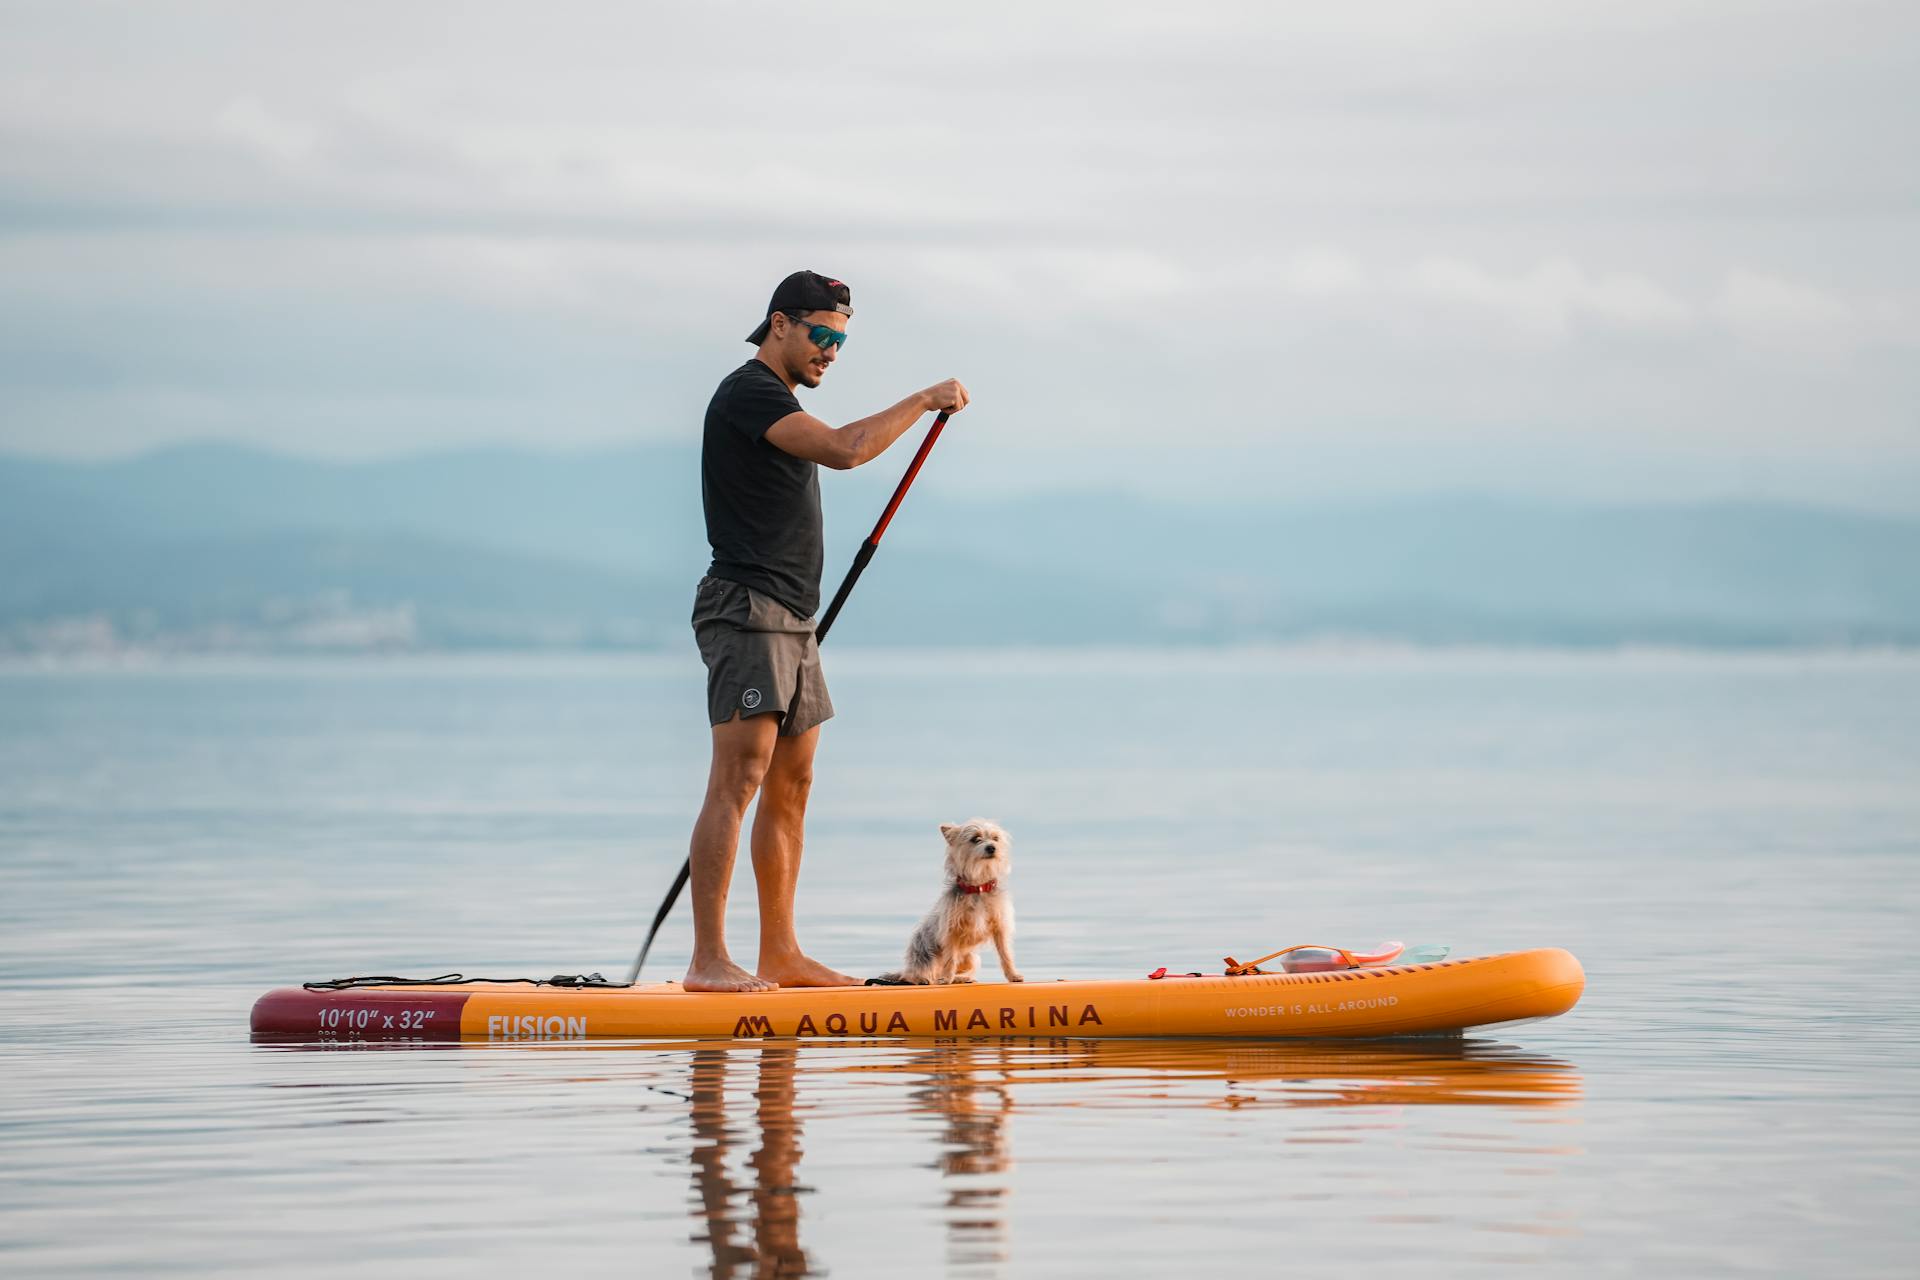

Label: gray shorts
[691,576,834,737]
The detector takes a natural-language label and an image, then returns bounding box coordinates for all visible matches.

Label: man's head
[749,270,852,389]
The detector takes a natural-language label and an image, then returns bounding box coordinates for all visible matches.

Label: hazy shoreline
[6,641,1917,677]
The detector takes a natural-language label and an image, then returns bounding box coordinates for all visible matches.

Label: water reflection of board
[251,948,1583,1042]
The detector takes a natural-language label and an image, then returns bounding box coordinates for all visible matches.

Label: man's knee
[758,725,818,810]
[760,758,814,810]
[712,753,773,799]
[708,714,779,800]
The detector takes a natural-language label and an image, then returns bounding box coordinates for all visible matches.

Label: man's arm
[765,379,969,470]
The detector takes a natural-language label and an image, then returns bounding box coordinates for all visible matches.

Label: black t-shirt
[701,359,823,617]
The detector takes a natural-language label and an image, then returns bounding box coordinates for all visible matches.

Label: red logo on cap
[826,279,843,288]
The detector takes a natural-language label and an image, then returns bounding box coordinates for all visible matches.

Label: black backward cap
[747,270,853,344]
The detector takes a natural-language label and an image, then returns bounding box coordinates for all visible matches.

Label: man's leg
[751,724,860,987]
[683,712,782,992]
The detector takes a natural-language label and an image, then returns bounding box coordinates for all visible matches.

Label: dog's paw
[951,976,975,985]
[1005,972,1026,983]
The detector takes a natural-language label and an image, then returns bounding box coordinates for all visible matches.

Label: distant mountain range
[3,444,1915,651]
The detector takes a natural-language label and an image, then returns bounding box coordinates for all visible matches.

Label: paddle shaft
[626,410,951,983]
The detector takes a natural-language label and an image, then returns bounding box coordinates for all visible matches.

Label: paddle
[625,410,953,984]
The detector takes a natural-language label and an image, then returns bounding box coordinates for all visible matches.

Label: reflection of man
[681,1042,1016,1279]
[686,1047,809,1278]
[686,271,969,992]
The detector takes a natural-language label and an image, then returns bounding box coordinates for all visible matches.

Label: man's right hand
[922,379,970,414]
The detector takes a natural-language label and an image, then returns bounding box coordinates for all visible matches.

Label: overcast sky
[2,0,1916,508]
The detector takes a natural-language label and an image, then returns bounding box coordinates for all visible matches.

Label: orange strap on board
[1222,944,1361,976]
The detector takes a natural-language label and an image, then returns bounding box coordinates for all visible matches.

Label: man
[686,270,969,992]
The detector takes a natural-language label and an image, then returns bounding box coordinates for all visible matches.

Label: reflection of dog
[883,820,1024,985]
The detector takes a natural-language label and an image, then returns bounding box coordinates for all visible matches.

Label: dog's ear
[939,823,959,840]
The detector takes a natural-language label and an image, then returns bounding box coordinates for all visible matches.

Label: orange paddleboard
[252,948,1584,1043]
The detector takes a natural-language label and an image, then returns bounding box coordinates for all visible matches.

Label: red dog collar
[954,880,997,895]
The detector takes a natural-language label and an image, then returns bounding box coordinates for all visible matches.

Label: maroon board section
[251,987,471,1042]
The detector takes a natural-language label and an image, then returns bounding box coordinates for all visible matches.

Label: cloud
[1712,268,1918,356]
[0,0,1915,512]
[215,97,322,168]
[1275,249,1369,299]
[1409,257,1696,341]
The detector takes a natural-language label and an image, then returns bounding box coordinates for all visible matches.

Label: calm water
[1,649,1917,1277]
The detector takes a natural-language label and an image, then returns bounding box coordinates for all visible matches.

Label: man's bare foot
[684,957,778,993]
[757,953,861,987]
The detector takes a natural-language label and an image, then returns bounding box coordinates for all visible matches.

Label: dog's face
[939,818,1010,885]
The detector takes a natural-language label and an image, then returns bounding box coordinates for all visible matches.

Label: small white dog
[881,818,1024,985]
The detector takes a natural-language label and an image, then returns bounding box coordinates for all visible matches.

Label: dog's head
[940,818,1010,886]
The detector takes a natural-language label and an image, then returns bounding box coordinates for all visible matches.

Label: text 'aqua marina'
[733,1004,1105,1038]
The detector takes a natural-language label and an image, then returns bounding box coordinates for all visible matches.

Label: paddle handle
[815,410,946,644]
[870,410,949,544]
